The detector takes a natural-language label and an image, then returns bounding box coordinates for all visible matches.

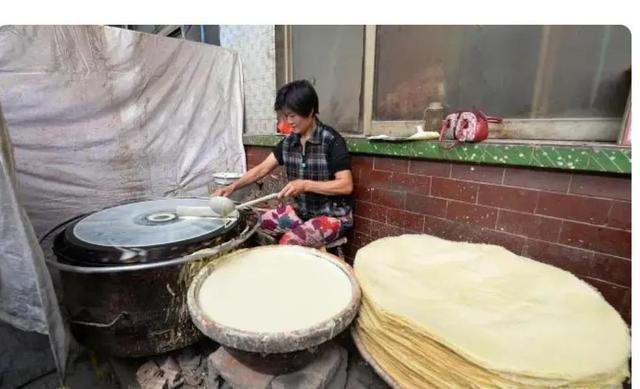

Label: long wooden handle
[237,192,280,209]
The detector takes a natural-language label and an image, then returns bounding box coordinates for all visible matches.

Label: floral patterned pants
[260,204,351,247]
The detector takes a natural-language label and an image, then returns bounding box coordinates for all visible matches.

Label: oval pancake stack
[354,234,630,388]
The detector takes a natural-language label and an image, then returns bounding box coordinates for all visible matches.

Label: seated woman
[214,80,354,247]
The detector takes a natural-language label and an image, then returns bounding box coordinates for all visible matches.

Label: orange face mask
[277,118,292,134]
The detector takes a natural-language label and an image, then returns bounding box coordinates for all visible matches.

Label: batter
[198,246,353,333]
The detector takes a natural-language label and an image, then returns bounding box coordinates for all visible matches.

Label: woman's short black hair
[274,80,319,117]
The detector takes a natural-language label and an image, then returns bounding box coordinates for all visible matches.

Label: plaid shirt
[274,123,353,222]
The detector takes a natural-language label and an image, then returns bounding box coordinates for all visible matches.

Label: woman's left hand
[279,180,309,198]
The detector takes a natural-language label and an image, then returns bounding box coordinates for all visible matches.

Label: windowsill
[243,134,631,174]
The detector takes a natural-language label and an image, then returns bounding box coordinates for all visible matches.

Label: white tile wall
[220,26,277,135]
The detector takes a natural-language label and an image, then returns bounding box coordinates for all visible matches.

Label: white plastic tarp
[0,25,246,381]
[0,25,246,237]
[1,104,69,382]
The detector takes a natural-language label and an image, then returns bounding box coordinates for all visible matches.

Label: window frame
[280,25,630,144]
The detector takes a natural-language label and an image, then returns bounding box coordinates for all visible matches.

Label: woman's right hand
[213,185,235,197]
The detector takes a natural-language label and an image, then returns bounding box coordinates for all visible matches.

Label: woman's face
[282,109,315,135]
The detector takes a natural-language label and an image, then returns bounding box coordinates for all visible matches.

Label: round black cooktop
[53,198,242,266]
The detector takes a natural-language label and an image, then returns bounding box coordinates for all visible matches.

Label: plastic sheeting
[0,25,246,381]
[0,25,246,237]
[1,104,69,380]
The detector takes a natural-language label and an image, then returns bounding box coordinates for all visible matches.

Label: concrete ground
[1,323,388,389]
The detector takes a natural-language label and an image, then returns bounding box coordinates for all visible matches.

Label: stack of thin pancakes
[354,234,630,388]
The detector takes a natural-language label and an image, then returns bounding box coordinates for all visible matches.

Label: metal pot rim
[47,208,260,273]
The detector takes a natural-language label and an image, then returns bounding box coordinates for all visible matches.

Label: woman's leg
[279,215,343,247]
[259,204,304,236]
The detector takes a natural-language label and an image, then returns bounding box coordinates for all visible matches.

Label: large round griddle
[49,198,259,358]
[54,198,241,265]
[187,246,362,355]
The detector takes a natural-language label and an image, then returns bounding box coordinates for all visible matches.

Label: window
[285,25,364,134]
[279,25,631,143]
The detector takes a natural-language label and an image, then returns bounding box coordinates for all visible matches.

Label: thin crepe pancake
[354,234,630,388]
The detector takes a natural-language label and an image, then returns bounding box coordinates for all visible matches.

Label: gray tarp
[1,104,69,383]
[0,25,246,382]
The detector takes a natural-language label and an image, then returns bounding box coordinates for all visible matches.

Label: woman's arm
[279,170,353,198]
[214,153,280,197]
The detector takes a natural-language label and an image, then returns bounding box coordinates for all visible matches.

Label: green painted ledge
[243,135,631,174]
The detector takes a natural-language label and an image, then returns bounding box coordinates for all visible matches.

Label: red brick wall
[245,146,631,323]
